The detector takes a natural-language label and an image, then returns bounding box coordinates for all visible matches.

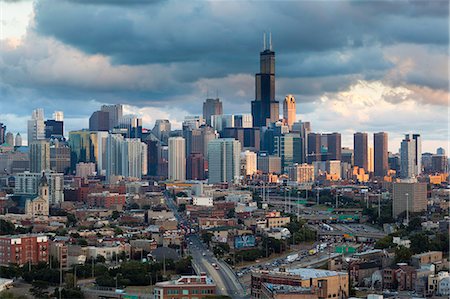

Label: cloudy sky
[1,0,448,153]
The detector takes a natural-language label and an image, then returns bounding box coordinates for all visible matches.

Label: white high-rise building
[208,138,241,184]
[53,111,64,122]
[400,134,422,178]
[121,138,147,178]
[168,137,186,181]
[15,133,22,147]
[240,150,257,176]
[15,170,64,205]
[95,131,109,176]
[105,134,147,180]
[152,119,171,144]
[27,108,45,145]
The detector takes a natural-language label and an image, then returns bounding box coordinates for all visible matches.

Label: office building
[208,138,241,184]
[105,134,147,180]
[251,268,349,299]
[326,160,341,180]
[257,152,282,174]
[52,111,63,122]
[251,33,279,127]
[274,133,303,168]
[154,274,216,299]
[101,104,123,130]
[0,234,49,266]
[393,181,427,218]
[203,98,223,126]
[89,110,110,131]
[44,119,64,139]
[29,140,50,173]
[287,163,315,183]
[27,108,45,145]
[221,127,260,152]
[400,134,421,178]
[307,133,321,163]
[152,119,171,144]
[168,137,186,181]
[182,115,205,131]
[341,147,353,165]
[187,153,206,180]
[49,141,71,174]
[432,155,448,173]
[76,162,96,178]
[437,147,446,156]
[118,115,142,139]
[283,94,296,129]
[143,138,160,176]
[15,171,64,205]
[185,125,217,158]
[354,132,368,171]
[292,121,310,163]
[233,114,253,128]
[325,133,341,161]
[68,130,97,170]
[5,132,14,146]
[15,133,22,147]
[240,150,257,176]
[374,132,388,177]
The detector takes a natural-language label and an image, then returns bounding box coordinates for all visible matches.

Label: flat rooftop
[260,268,347,280]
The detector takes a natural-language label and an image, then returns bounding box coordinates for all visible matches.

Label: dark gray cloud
[0,0,448,152]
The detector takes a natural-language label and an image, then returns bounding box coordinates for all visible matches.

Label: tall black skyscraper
[44,120,64,139]
[251,33,279,127]
[0,123,6,144]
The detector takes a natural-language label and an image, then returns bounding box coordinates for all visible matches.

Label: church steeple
[39,172,49,199]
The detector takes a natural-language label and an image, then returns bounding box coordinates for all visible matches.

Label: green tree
[178,203,186,213]
[29,280,50,298]
[410,233,430,254]
[375,235,394,249]
[0,219,16,235]
[394,246,412,263]
[111,211,121,220]
[66,213,77,227]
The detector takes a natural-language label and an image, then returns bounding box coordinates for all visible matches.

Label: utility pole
[316,188,320,206]
[405,193,409,225]
[378,194,381,218]
[59,248,62,299]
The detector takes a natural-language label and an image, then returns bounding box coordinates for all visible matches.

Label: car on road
[212,263,219,270]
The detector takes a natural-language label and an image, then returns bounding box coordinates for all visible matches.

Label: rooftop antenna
[216,89,219,99]
[263,32,266,50]
[206,87,209,99]
[269,32,272,50]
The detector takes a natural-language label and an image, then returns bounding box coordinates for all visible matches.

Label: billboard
[234,235,256,249]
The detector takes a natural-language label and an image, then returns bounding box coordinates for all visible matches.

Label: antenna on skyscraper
[269,32,272,50]
[263,32,267,50]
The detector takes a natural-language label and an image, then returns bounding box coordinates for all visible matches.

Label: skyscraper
[208,138,241,184]
[27,108,45,145]
[168,137,186,181]
[89,111,110,131]
[283,94,296,129]
[187,153,205,180]
[326,133,341,161]
[44,119,64,139]
[152,119,171,144]
[400,134,422,178]
[274,133,303,168]
[251,33,279,127]
[52,111,64,122]
[15,133,22,147]
[5,132,14,146]
[30,140,50,173]
[101,104,123,130]
[374,132,388,177]
[203,98,223,126]
[353,132,368,170]
[307,133,321,163]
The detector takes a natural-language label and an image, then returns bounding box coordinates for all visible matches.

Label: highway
[164,193,246,298]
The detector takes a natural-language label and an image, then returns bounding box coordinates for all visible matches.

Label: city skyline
[1,0,449,153]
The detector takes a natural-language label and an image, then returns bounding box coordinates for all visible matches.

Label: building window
[182,290,188,295]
